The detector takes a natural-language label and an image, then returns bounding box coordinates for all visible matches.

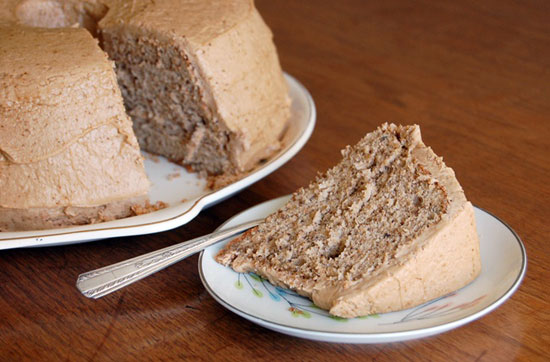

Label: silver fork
[76,218,262,299]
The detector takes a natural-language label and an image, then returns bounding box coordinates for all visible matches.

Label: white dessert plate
[199,196,527,344]
[0,74,315,250]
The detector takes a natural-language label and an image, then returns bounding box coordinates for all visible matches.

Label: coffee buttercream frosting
[0,26,150,230]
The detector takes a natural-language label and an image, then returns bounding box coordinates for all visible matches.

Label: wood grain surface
[1,0,549,360]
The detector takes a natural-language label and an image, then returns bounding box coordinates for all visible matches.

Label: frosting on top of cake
[0,26,132,164]
[100,0,254,46]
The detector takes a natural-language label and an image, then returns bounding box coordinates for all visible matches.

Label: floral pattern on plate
[234,272,486,324]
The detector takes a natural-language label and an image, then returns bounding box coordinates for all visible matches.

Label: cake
[0,26,150,231]
[0,0,290,231]
[216,123,481,318]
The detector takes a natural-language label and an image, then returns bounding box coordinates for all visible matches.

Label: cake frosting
[0,26,150,231]
[216,124,482,318]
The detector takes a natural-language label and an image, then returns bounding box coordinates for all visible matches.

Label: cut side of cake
[99,0,290,177]
[216,123,481,318]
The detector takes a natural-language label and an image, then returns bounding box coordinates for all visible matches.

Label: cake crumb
[166,172,181,181]
[131,200,167,215]
[144,153,160,163]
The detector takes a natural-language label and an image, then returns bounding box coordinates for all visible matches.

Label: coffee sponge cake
[217,123,481,318]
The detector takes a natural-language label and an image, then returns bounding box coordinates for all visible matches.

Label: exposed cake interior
[216,123,480,317]
[97,1,291,177]
[101,29,232,175]
[218,124,448,283]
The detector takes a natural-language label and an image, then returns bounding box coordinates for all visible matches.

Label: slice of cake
[0,26,150,231]
[216,123,481,318]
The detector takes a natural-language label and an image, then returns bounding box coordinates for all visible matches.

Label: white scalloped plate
[199,196,527,343]
[0,74,315,250]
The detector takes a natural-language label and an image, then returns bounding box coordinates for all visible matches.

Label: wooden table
[1,0,549,360]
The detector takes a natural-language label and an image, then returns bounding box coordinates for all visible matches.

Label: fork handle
[76,218,262,299]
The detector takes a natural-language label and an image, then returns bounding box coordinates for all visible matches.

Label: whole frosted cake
[0,0,290,230]
[217,123,481,318]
